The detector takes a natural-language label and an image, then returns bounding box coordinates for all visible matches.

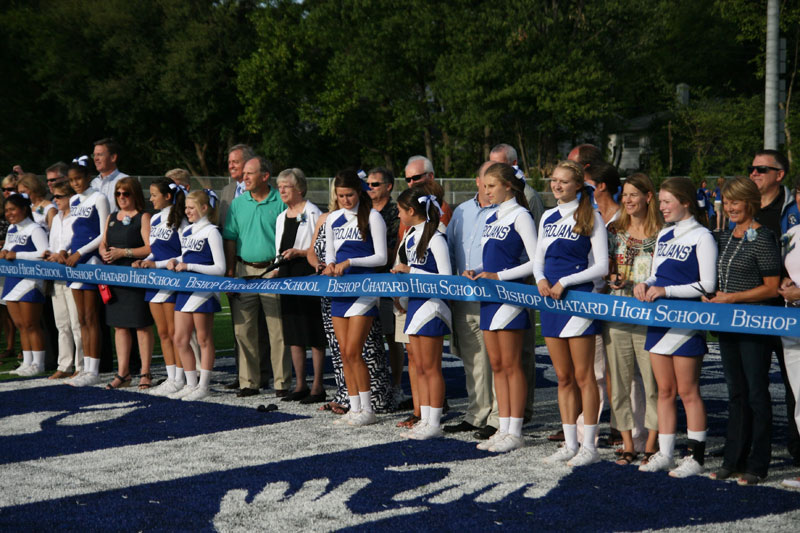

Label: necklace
[718,223,754,292]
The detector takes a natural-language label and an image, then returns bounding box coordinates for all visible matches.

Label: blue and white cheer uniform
[324,205,387,317]
[643,217,717,356]
[144,206,186,304]
[174,217,225,313]
[477,199,538,331]
[402,223,452,336]
[2,218,48,302]
[534,198,608,337]
[68,187,109,290]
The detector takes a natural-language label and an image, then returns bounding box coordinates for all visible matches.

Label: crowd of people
[2,139,800,490]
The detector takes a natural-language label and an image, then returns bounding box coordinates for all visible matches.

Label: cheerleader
[65,157,110,387]
[322,169,388,427]
[1,194,48,376]
[133,178,188,396]
[634,177,716,477]
[534,160,608,466]
[167,190,225,401]
[464,163,537,452]
[391,187,452,440]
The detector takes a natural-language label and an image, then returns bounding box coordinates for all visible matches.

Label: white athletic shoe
[567,446,600,467]
[489,433,524,453]
[476,430,504,451]
[15,364,43,377]
[638,450,675,472]
[781,477,800,489]
[348,410,377,427]
[400,419,427,439]
[409,423,443,440]
[150,379,183,397]
[182,386,210,401]
[669,456,704,478]
[69,372,100,387]
[169,384,197,400]
[8,362,30,375]
[333,410,358,426]
[543,445,578,463]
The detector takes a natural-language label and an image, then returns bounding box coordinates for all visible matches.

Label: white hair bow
[205,189,218,208]
[513,165,527,186]
[72,155,90,167]
[168,182,188,203]
[418,194,443,222]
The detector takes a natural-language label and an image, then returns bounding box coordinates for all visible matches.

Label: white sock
[509,417,523,438]
[185,370,198,388]
[32,351,45,367]
[659,433,676,456]
[22,351,32,366]
[583,424,598,451]
[86,357,100,375]
[359,390,373,413]
[174,366,185,385]
[499,417,510,435]
[199,369,212,390]
[563,424,578,451]
[687,429,707,442]
[429,407,443,428]
[166,365,176,381]
[420,405,431,422]
[349,395,361,413]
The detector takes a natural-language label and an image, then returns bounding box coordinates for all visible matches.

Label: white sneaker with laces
[169,384,197,400]
[9,362,30,375]
[348,410,377,427]
[489,433,524,453]
[333,410,358,425]
[16,364,43,377]
[567,446,600,467]
[476,430,505,451]
[401,419,427,439]
[638,450,675,472]
[410,423,443,440]
[69,372,100,387]
[669,456,704,478]
[150,379,183,397]
[543,445,578,463]
[182,387,210,401]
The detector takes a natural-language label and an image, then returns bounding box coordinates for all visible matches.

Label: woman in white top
[274,168,326,403]
[17,173,56,231]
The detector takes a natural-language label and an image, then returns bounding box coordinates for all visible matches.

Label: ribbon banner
[2,259,799,336]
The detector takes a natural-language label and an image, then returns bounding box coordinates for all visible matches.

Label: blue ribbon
[3,259,799,336]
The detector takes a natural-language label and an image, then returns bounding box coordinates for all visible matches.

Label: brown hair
[659,177,708,226]
[397,187,440,262]
[484,162,528,209]
[721,176,760,219]
[555,160,595,236]
[612,173,662,238]
[333,169,372,241]
[115,177,146,212]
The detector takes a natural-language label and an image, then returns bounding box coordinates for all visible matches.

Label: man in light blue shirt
[90,138,128,212]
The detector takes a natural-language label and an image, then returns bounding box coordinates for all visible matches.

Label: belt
[237,257,275,269]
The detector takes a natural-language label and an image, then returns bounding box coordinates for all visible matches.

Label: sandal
[397,414,420,428]
[319,402,348,415]
[138,373,153,390]
[615,451,638,466]
[106,373,131,389]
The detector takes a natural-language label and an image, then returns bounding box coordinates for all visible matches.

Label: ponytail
[398,187,441,261]
[573,184,595,236]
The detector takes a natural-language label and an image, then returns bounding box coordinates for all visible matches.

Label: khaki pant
[231,262,290,390]
[52,281,84,373]
[603,321,658,432]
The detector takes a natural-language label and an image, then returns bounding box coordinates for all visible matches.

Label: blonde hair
[17,173,47,200]
[555,160,594,236]
[165,168,191,188]
[187,189,218,225]
[721,176,760,219]
[612,173,663,238]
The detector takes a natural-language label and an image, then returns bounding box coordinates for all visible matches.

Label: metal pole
[764,0,780,149]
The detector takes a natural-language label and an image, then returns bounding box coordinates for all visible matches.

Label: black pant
[718,332,773,477]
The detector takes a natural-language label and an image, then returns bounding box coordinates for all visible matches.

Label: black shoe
[299,392,327,404]
[274,389,289,398]
[224,381,240,390]
[443,421,479,434]
[281,388,310,402]
[474,425,497,440]
[236,387,259,398]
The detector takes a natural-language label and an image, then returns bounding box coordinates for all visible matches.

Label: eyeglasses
[405,172,428,184]
[2,187,16,192]
[115,190,131,198]
[747,165,782,174]
[367,181,384,188]
[53,194,69,199]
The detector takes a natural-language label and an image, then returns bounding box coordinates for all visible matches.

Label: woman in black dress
[99,178,154,389]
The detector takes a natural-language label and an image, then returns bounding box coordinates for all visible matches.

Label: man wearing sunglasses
[749,149,800,468]
[45,162,69,197]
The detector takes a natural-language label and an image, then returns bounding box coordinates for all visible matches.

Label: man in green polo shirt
[223,155,289,397]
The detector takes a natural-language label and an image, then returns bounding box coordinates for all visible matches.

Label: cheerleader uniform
[533,198,608,337]
[174,216,225,313]
[402,223,452,336]
[478,198,538,331]
[32,203,56,233]
[144,206,186,304]
[643,217,716,356]
[324,206,387,317]
[68,187,110,290]
[2,218,48,302]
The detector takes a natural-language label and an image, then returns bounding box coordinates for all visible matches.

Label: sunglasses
[2,187,16,192]
[115,190,131,197]
[47,178,64,183]
[747,165,782,174]
[53,194,70,199]
[405,172,428,184]
[367,181,384,188]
